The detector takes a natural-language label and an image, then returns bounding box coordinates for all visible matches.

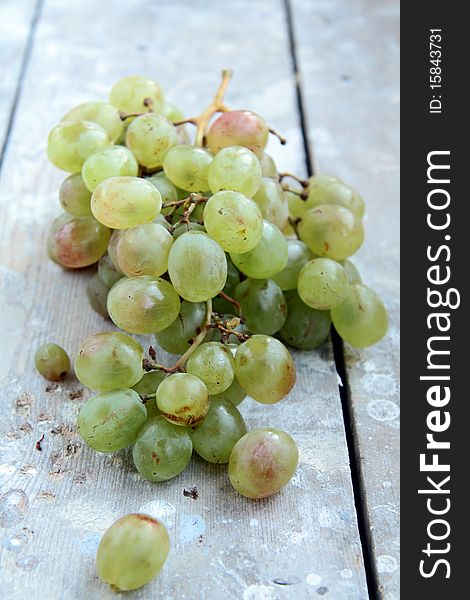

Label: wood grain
[290,0,400,597]
[0,0,369,598]
[0,0,40,156]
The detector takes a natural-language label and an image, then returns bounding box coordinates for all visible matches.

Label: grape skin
[260,153,278,178]
[163,145,212,192]
[47,213,110,269]
[228,428,299,499]
[206,110,269,157]
[62,101,124,143]
[298,204,364,260]
[47,120,110,173]
[156,373,209,426]
[203,191,263,254]
[297,258,349,310]
[235,335,296,404]
[78,388,147,452]
[107,276,180,334]
[34,343,70,381]
[230,220,288,279]
[96,514,169,591]
[168,231,227,302]
[253,177,289,230]
[147,173,178,204]
[133,416,193,482]
[272,239,314,291]
[115,223,173,278]
[109,75,164,114]
[207,146,262,197]
[307,175,365,219]
[331,284,388,347]
[186,342,235,395]
[234,278,287,335]
[97,254,122,288]
[75,332,144,391]
[190,397,247,463]
[126,114,178,169]
[156,300,207,355]
[91,176,162,229]
[279,290,331,350]
[342,258,362,284]
[87,273,111,318]
[81,146,138,192]
[59,173,92,216]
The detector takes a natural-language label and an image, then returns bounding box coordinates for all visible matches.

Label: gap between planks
[282,0,380,598]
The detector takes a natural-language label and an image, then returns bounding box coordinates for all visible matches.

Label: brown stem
[281,183,309,200]
[208,321,249,343]
[195,69,233,146]
[218,290,242,317]
[173,118,198,127]
[172,299,213,370]
[269,127,287,145]
[288,216,301,239]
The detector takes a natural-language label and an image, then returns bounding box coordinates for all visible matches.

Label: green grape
[154,213,173,231]
[132,370,166,396]
[133,416,193,482]
[297,258,349,310]
[98,254,122,288]
[59,173,92,216]
[107,229,125,269]
[107,276,180,334]
[87,273,110,318]
[81,146,138,192]
[163,102,185,123]
[307,175,365,219]
[207,146,262,197]
[109,75,164,114]
[298,205,364,260]
[234,279,287,335]
[163,145,212,192]
[228,428,299,499]
[279,290,331,350]
[220,377,247,406]
[190,397,247,464]
[91,176,162,229]
[156,300,206,355]
[77,388,146,452]
[115,223,173,277]
[331,284,388,347]
[126,114,178,169]
[34,343,70,381]
[172,221,206,238]
[62,101,124,143]
[224,256,242,294]
[230,220,288,279]
[156,373,209,426]
[235,335,295,404]
[260,153,278,178]
[285,189,308,220]
[96,514,169,591]
[272,239,313,290]
[253,177,289,230]
[147,173,178,204]
[206,110,269,158]
[47,213,110,269]
[168,231,227,302]
[75,331,144,391]
[342,258,362,284]
[47,120,110,173]
[203,191,263,253]
[186,342,235,395]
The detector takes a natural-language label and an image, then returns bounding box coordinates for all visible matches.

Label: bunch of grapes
[37,71,388,590]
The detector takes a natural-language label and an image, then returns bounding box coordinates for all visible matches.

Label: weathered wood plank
[290,0,400,597]
[0,1,369,598]
[0,0,40,156]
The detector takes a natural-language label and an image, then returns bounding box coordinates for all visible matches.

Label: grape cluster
[38,71,388,590]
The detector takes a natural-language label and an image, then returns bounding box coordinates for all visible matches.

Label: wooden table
[0,1,399,598]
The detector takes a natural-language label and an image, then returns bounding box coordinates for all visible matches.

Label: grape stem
[208,322,249,343]
[288,216,301,239]
[281,183,309,200]
[194,69,233,146]
[218,290,243,317]
[269,127,287,145]
[173,299,213,369]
